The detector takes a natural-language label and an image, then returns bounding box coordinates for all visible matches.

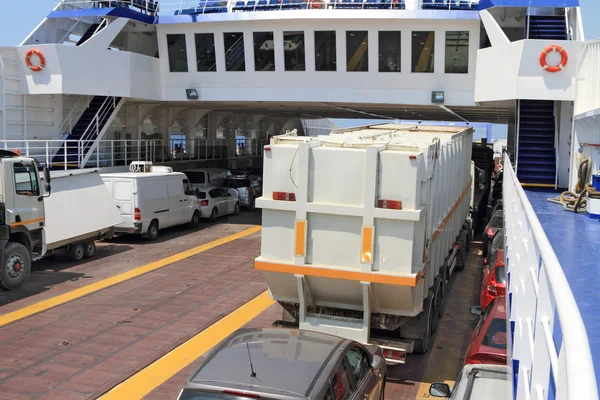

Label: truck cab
[0,150,50,289]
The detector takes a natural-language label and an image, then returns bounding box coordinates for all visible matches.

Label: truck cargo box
[42,169,123,251]
[255,124,473,346]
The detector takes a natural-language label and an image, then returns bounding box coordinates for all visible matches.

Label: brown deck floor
[0,209,484,400]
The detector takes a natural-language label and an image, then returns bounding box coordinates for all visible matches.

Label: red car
[480,248,507,309]
[465,295,508,366]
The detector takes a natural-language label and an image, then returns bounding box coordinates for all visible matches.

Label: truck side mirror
[429,383,451,398]
[43,167,51,184]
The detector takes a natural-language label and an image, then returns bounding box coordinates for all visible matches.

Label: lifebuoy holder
[25,49,45,72]
[540,45,568,73]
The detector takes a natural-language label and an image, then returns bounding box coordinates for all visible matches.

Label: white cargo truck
[255,124,473,363]
[0,150,123,289]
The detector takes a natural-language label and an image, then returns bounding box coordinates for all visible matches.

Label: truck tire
[84,242,96,258]
[143,220,159,241]
[189,211,200,228]
[435,274,446,318]
[248,197,256,211]
[0,242,31,290]
[413,296,434,354]
[68,244,85,262]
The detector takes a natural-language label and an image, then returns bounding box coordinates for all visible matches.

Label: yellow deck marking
[0,226,262,328]
[99,291,275,400]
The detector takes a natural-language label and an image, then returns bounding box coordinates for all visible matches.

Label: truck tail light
[377,199,402,210]
[273,192,296,201]
[134,208,141,221]
[201,200,209,207]
[382,348,406,363]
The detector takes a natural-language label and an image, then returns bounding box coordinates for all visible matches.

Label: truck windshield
[186,172,206,184]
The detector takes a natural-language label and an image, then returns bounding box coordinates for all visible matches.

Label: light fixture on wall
[431,91,445,104]
[186,89,199,100]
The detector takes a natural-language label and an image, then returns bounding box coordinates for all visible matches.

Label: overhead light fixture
[186,89,199,100]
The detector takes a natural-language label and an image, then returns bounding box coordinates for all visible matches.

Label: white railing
[0,138,266,169]
[503,153,598,400]
[57,0,159,14]
[52,95,92,141]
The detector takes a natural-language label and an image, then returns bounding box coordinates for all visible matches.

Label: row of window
[166,30,470,74]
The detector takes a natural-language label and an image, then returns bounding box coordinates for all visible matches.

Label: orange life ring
[25,49,45,72]
[540,45,568,73]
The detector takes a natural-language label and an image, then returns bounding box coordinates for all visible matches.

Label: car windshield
[495,266,506,284]
[489,215,503,228]
[186,172,205,184]
[226,178,251,188]
[482,318,507,349]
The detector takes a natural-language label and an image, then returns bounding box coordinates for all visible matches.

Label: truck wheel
[435,274,446,319]
[413,296,434,354]
[143,220,159,241]
[68,244,85,262]
[248,197,256,211]
[0,242,31,290]
[189,211,200,228]
[84,242,96,258]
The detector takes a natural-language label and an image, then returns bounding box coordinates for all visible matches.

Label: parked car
[183,168,231,189]
[196,187,240,222]
[177,328,387,400]
[464,295,508,366]
[429,363,510,399]
[484,228,505,266]
[101,170,200,241]
[224,174,262,210]
[480,248,506,308]
[482,211,503,259]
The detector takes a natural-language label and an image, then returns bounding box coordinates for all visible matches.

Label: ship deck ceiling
[0,209,487,399]
[131,100,515,124]
[525,189,600,383]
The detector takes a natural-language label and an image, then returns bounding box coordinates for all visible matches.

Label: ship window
[445,31,469,73]
[195,33,216,72]
[411,31,435,73]
[254,32,275,72]
[224,32,246,71]
[346,31,368,72]
[379,31,401,72]
[167,34,189,72]
[283,31,305,71]
[315,31,337,71]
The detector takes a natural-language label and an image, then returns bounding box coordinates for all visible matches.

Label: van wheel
[143,220,159,241]
[234,202,240,216]
[0,242,31,290]
[84,242,96,258]
[189,211,200,228]
[68,244,85,262]
[209,208,218,222]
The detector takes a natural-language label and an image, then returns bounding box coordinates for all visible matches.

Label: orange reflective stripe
[295,220,306,257]
[255,260,423,287]
[361,226,373,264]
[431,180,471,243]
[10,218,44,228]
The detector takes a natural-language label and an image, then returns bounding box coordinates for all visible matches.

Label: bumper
[115,222,143,234]
[199,207,212,219]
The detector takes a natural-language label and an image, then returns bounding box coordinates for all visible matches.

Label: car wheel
[68,243,85,262]
[210,208,219,222]
[143,220,159,241]
[84,242,96,258]
[0,242,31,290]
[234,202,240,216]
[189,211,200,228]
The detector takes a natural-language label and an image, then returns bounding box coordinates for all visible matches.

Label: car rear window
[494,266,506,284]
[196,191,207,199]
[226,179,251,188]
[482,318,507,349]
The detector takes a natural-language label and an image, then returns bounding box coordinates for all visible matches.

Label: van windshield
[186,172,205,184]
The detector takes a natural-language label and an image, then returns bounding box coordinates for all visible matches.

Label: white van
[183,168,231,189]
[101,170,200,241]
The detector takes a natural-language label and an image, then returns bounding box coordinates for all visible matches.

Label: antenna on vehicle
[246,342,257,378]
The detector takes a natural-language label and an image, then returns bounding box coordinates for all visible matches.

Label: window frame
[166,33,189,73]
[346,31,369,72]
[444,31,469,74]
[14,162,40,197]
[253,31,276,72]
[378,31,401,73]
[315,30,337,72]
[223,32,246,72]
[411,31,435,73]
[344,345,372,389]
[195,33,217,72]
[283,31,306,71]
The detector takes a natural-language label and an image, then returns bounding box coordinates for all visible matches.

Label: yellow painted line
[0,226,262,328]
[99,291,275,400]
[520,183,555,188]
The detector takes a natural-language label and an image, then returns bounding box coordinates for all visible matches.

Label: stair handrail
[79,96,121,167]
[51,95,93,142]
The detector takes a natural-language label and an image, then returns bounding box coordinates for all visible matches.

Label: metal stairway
[76,24,101,46]
[52,96,122,169]
[516,100,557,186]
[528,15,568,40]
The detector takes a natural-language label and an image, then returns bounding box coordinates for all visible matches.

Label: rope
[547,156,600,212]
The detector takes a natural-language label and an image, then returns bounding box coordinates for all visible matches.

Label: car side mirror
[470,306,483,316]
[371,354,385,372]
[429,383,451,398]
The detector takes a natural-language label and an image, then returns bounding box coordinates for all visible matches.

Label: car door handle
[179,200,183,202]
[183,199,188,202]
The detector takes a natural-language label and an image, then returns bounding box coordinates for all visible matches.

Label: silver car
[429,364,510,399]
[224,175,262,211]
[177,328,387,400]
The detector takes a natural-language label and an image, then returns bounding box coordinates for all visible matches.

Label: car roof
[185,328,344,398]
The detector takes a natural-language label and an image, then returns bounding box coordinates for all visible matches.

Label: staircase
[516,100,557,186]
[76,24,101,46]
[528,15,568,40]
[52,96,122,169]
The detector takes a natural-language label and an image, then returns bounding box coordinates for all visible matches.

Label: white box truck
[101,166,201,241]
[255,124,473,363]
[0,151,123,289]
